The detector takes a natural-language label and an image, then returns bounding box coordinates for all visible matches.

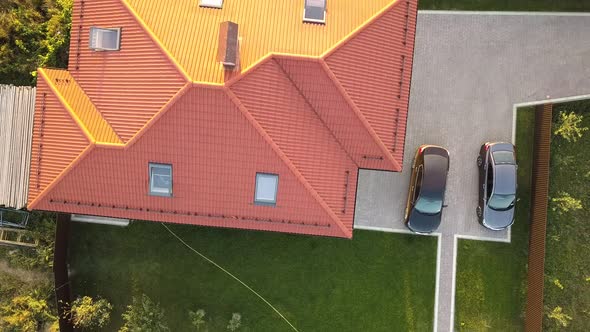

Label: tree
[189,309,207,331]
[554,111,589,142]
[227,313,242,331]
[120,294,170,332]
[0,0,72,85]
[69,296,113,330]
[0,293,56,332]
[547,306,573,327]
[551,192,583,215]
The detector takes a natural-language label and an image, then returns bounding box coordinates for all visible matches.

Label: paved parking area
[354,11,590,332]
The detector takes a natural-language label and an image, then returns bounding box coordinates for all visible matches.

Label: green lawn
[454,108,534,331]
[69,223,437,331]
[419,0,590,11]
[544,100,590,330]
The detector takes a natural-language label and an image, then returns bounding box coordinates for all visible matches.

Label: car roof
[421,148,449,200]
[493,164,517,195]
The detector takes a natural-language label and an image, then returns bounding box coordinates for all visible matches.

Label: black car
[477,142,517,230]
[404,145,450,234]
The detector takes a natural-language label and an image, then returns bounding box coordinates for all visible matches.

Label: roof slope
[68,0,188,142]
[33,87,353,237]
[325,0,418,163]
[124,0,396,83]
[38,69,122,144]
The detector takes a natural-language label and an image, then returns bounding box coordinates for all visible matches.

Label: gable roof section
[33,87,352,238]
[123,0,397,84]
[28,74,91,206]
[325,0,418,164]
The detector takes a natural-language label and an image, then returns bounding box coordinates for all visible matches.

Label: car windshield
[489,193,516,210]
[493,151,515,165]
[415,196,442,215]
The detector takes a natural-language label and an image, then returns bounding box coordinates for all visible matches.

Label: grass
[69,223,437,331]
[419,0,590,11]
[454,108,534,331]
[543,100,590,330]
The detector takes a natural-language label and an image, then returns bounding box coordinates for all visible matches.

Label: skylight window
[254,173,278,205]
[304,0,326,24]
[89,27,121,51]
[149,163,173,197]
[200,0,223,8]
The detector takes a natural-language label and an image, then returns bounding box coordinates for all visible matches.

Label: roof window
[254,173,278,206]
[200,0,223,8]
[149,163,173,197]
[304,0,326,24]
[89,27,121,51]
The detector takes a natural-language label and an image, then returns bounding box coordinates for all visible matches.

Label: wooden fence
[0,85,35,209]
[524,104,553,331]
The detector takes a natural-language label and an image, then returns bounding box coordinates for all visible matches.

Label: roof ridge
[120,0,192,82]
[272,57,359,167]
[318,61,402,170]
[321,0,402,59]
[224,87,352,238]
[38,68,123,145]
[121,82,193,149]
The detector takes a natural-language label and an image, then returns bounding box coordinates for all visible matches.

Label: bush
[227,313,241,331]
[120,294,169,332]
[554,111,589,142]
[69,296,112,329]
[0,0,72,85]
[189,309,207,331]
[551,192,583,215]
[547,306,573,327]
[0,292,57,332]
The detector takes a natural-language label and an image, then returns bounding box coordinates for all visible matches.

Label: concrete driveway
[354,11,590,332]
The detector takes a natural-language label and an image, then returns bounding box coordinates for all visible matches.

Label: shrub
[189,309,206,331]
[551,192,583,215]
[554,111,589,142]
[0,293,56,332]
[69,296,112,329]
[120,294,169,332]
[227,313,242,331]
[547,306,573,327]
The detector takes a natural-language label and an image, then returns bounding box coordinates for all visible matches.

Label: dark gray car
[404,145,450,234]
[477,142,517,230]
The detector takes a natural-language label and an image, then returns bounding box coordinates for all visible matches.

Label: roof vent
[304,0,326,24]
[218,21,239,68]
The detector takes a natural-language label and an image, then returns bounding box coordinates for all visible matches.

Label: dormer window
[304,0,326,24]
[200,0,223,8]
[89,27,121,51]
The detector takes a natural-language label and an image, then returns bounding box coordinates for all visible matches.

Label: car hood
[483,206,514,230]
[407,209,442,234]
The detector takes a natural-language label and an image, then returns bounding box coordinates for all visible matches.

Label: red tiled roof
[29,0,418,238]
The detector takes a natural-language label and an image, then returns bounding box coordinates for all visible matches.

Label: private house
[28,0,418,238]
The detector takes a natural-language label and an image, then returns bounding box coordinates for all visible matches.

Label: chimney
[218,21,239,68]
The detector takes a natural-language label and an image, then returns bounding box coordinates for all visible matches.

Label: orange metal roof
[38,69,122,145]
[29,0,418,238]
[124,0,397,84]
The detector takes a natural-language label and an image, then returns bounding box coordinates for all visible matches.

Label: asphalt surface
[354,12,590,332]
